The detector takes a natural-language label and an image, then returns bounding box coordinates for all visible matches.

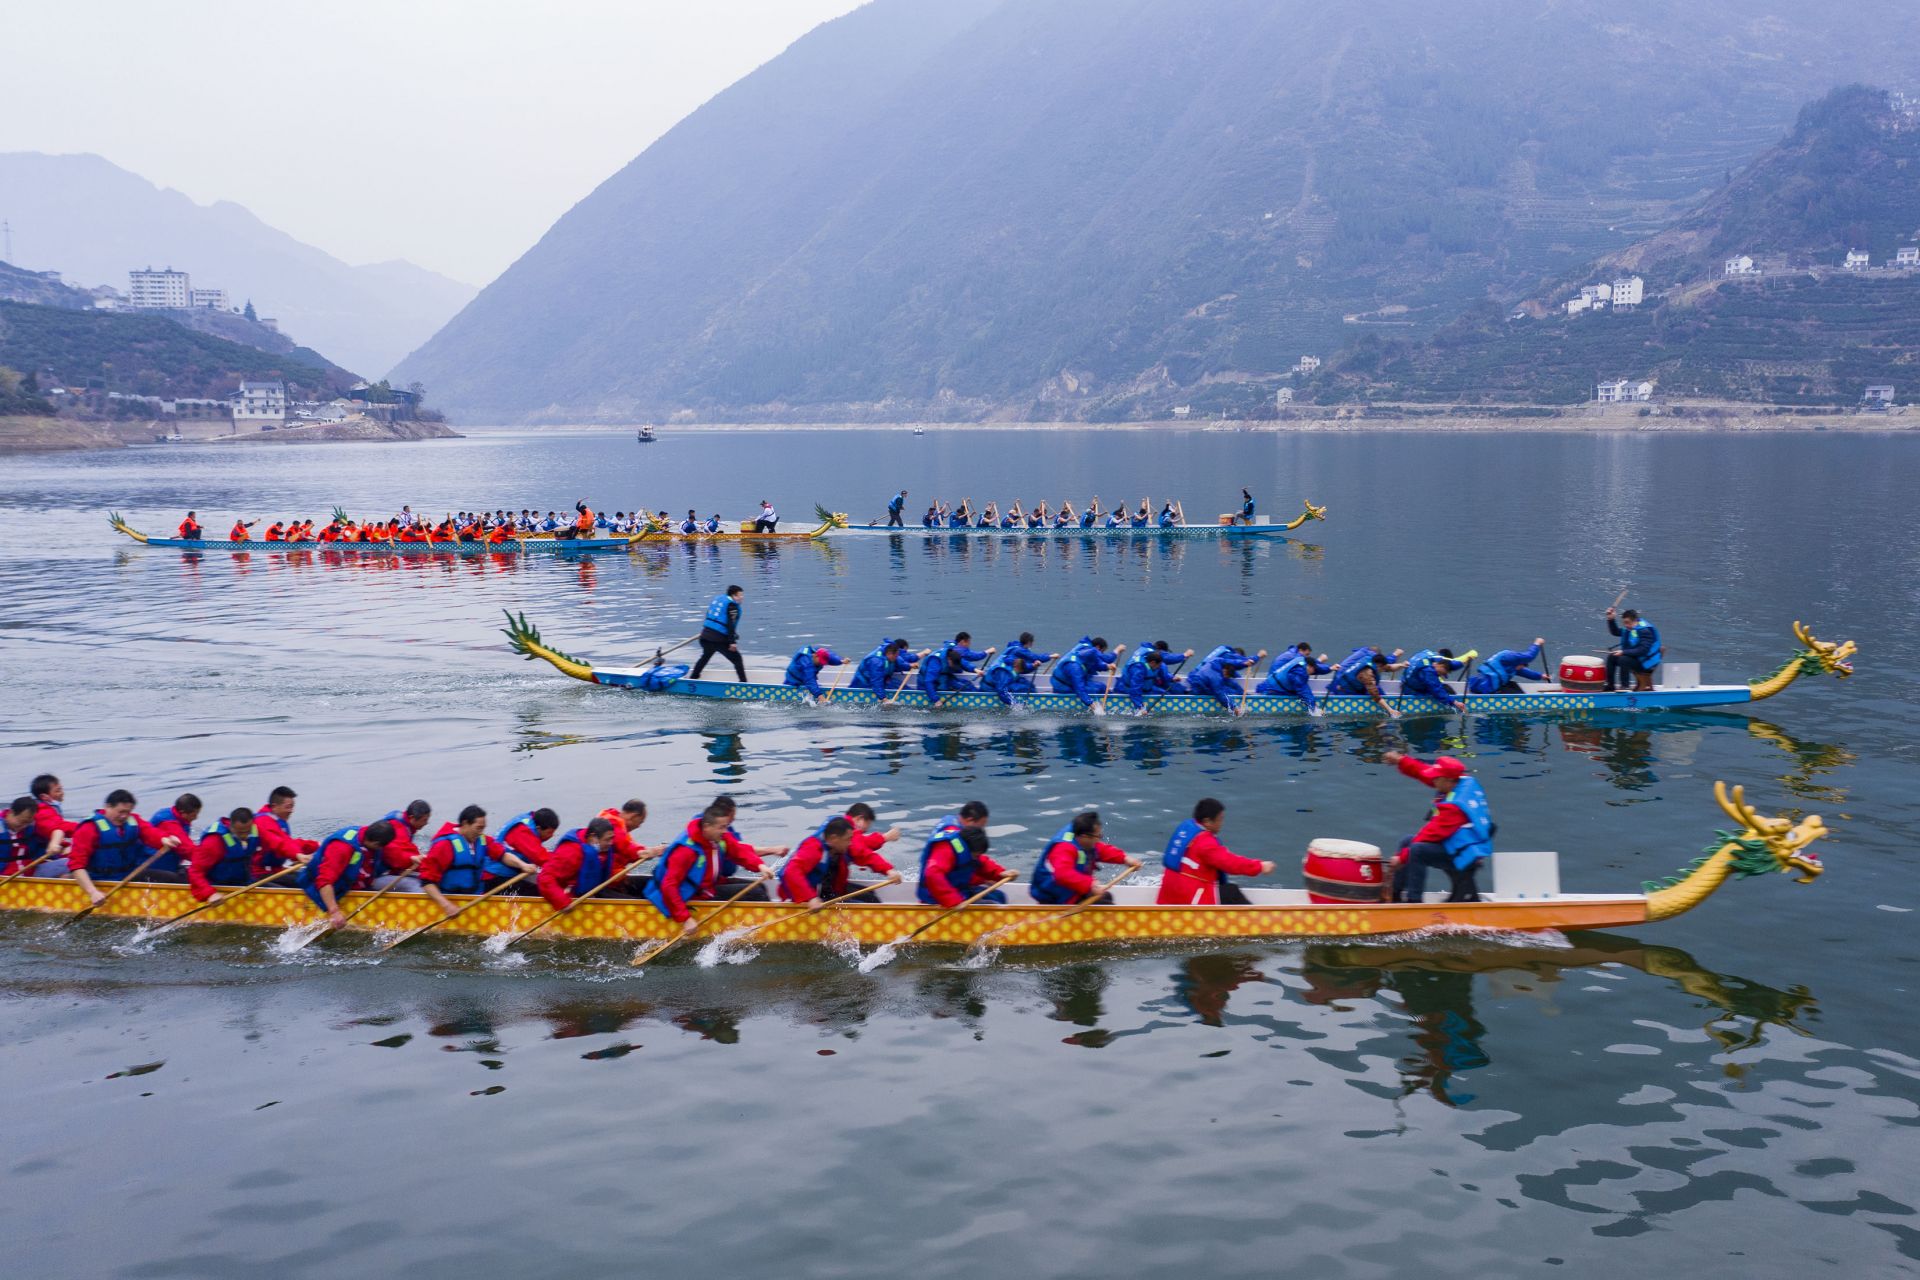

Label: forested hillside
[396,0,1920,422]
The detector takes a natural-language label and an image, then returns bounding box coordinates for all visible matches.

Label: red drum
[1558,655,1607,690]
[1303,838,1388,904]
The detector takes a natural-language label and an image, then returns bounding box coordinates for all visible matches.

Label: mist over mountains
[0,152,475,378]
[397,0,1920,422]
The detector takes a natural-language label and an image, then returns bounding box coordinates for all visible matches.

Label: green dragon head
[1790,620,1855,680]
[1715,781,1827,884]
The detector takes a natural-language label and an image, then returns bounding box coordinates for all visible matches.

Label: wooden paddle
[885,651,932,705]
[0,846,64,885]
[981,862,1138,946]
[284,857,423,951]
[630,871,775,967]
[375,871,532,952]
[731,873,904,942]
[499,851,661,949]
[149,862,303,933]
[896,873,1019,948]
[62,846,175,927]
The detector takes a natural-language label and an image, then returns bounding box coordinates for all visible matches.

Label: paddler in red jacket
[416,805,541,915]
[229,519,256,542]
[177,511,203,540]
[264,521,287,541]
[536,816,639,909]
[252,785,319,877]
[368,800,432,888]
[1155,798,1274,905]
[498,807,560,872]
[778,804,901,904]
[1030,810,1140,905]
[27,774,78,873]
[641,806,779,937]
[67,789,183,905]
[688,795,788,900]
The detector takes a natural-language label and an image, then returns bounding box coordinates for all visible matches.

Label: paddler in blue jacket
[982,633,1056,705]
[1399,648,1465,710]
[1328,646,1406,717]
[1468,639,1548,694]
[1606,608,1661,692]
[919,632,994,700]
[782,646,845,700]
[1113,641,1192,711]
[1384,752,1492,903]
[1049,637,1126,711]
[1188,645,1265,715]
[1255,642,1331,712]
[850,639,920,695]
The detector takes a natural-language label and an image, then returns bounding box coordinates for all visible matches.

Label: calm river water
[0,427,1914,1278]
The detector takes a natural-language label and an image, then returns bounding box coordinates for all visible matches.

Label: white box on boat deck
[1657,662,1701,690]
[1491,851,1561,899]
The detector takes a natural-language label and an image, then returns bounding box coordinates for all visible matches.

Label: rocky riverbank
[0,413,460,453]
[204,415,460,444]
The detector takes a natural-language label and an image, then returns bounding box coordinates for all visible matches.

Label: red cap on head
[1434,756,1468,779]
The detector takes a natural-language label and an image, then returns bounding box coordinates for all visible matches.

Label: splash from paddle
[631,872,775,968]
[375,871,532,953]
[858,874,1016,973]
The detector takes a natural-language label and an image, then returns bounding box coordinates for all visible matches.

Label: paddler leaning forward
[1155,798,1274,905]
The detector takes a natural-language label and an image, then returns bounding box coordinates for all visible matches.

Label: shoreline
[0,414,461,453]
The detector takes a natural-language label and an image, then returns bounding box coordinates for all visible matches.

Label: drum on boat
[1558,655,1607,691]
[1302,838,1388,904]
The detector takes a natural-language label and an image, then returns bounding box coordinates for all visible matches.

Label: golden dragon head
[812,504,851,530]
[1301,501,1328,523]
[1791,621,1856,679]
[1714,781,1827,884]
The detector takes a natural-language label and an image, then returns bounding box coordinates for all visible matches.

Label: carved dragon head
[1792,621,1856,679]
[1715,781,1827,884]
[1301,501,1328,523]
[812,504,851,529]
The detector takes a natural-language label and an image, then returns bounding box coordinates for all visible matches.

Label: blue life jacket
[1467,647,1538,694]
[1242,496,1256,518]
[703,518,721,534]
[1440,777,1494,869]
[643,833,714,918]
[915,817,969,905]
[0,823,18,870]
[1158,509,1176,527]
[703,594,737,635]
[1161,819,1207,878]
[436,832,492,895]
[298,827,370,908]
[1621,621,1662,668]
[783,648,823,691]
[782,822,845,899]
[638,664,690,690]
[83,812,148,878]
[681,518,697,534]
[149,806,193,873]
[888,494,905,514]
[1130,512,1148,528]
[497,812,549,860]
[203,821,258,886]
[21,801,59,860]
[1080,509,1096,528]
[548,831,612,900]
[919,643,954,694]
[1029,825,1089,905]
[1329,646,1380,695]
[1105,512,1125,527]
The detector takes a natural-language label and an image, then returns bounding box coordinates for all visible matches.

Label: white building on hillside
[1898,247,1919,267]
[1725,255,1757,277]
[1845,249,1871,271]
[1296,355,1321,374]
[232,381,287,428]
[1596,379,1655,404]
[1581,284,1613,306]
[189,288,229,310]
[128,267,190,309]
[1171,405,1191,419]
[1611,276,1645,308]
[1567,295,1592,316]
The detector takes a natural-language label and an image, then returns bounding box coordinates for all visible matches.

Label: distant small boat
[912,428,926,436]
[636,427,657,443]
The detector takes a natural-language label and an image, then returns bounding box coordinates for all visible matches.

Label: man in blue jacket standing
[690,585,747,682]
[886,490,908,528]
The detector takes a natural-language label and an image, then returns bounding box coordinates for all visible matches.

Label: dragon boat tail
[502,614,1855,720]
[0,783,1825,948]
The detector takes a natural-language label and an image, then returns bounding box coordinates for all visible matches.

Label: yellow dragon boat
[0,784,1823,953]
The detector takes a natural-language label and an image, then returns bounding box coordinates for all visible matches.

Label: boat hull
[0,877,1651,946]
[826,523,1293,540]
[126,536,640,554]
[580,672,1760,718]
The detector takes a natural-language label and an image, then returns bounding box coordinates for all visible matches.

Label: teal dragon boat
[504,615,1856,720]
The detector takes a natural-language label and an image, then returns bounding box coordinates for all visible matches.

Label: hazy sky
[0,0,865,286]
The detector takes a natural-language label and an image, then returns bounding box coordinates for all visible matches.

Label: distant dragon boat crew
[1157,500,1184,528]
[1030,810,1139,905]
[782,646,845,701]
[1398,648,1465,709]
[538,511,560,532]
[1241,488,1256,523]
[1155,798,1274,906]
[398,505,416,527]
[1130,499,1151,528]
[920,632,994,699]
[186,808,260,902]
[369,799,433,890]
[67,790,185,904]
[416,805,537,913]
[1328,646,1406,718]
[997,502,1019,529]
[922,503,942,529]
[681,509,700,535]
[1104,507,1126,529]
[951,499,976,528]
[1468,639,1549,695]
[689,585,748,682]
[25,774,78,875]
[1255,642,1331,713]
[982,633,1056,705]
[700,514,720,534]
[1080,497,1101,529]
[886,490,908,528]
[1188,645,1264,714]
[1113,646,1185,711]
[1049,636,1125,710]
[298,821,394,929]
[264,521,287,541]
[778,804,900,905]
[977,501,998,528]
[850,638,920,695]
[229,519,256,542]
[1606,607,1661,692]
[149,794,202,876]
[253,785,320,878]
[1054,501,1075,528]
[1384,752,1492,904]
[177,511,203,540]
[916,801,1008,906]
[754,500,778,533]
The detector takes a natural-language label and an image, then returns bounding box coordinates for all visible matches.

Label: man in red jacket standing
[1156,798,1274,905]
